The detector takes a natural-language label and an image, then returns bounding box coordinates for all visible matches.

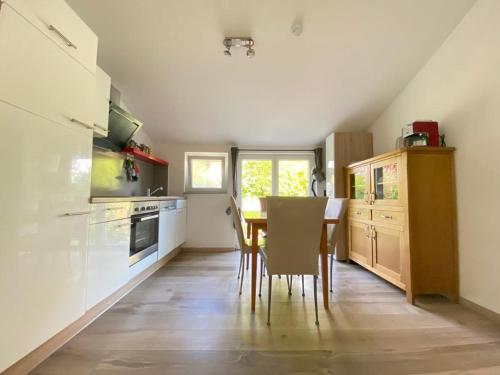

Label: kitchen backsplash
[91,148,168,197]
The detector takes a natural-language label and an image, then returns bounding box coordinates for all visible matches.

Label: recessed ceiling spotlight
[291,22,303,36]
[246,48,255,58]
[223,37,255,58]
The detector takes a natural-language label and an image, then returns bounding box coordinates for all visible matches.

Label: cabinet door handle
[105,207,122,211]
[356,211,362,215]
[371,227,377,239]
[381,215,393,219]
[71,118,94,130]
[63,211,91,216]
[364,226,370,238]
[370,192,376,204]
[48,25,77,49]
[115,223,130,228]
[363,192,369,203]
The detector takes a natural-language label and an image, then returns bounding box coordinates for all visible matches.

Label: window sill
[183,190,228,195]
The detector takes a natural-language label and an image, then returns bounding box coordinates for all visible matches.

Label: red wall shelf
[122,148,169,166]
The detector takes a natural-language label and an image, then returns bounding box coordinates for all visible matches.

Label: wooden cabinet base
[346,147,459,305]
[3,248,181,375]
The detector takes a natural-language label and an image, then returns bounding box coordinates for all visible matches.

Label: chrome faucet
[147,186,164,196]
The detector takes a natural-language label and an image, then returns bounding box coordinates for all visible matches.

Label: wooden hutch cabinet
[345,147,458,304]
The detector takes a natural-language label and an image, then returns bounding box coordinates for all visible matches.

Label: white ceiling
[67,0,475,146]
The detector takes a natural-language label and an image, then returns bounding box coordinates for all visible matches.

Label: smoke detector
[223,37,255,58]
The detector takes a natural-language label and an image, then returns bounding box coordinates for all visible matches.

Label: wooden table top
[243,211,339,225]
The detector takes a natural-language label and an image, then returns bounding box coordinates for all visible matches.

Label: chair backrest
[325,198,348,247]
[229,196,246,251]
[266,197,328,275]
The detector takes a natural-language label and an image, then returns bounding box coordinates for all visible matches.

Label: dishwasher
[158,200,177,260]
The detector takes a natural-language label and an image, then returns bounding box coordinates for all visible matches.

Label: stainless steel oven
[129,201,159,266]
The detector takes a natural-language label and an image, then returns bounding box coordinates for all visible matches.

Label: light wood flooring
[33,251,500,374]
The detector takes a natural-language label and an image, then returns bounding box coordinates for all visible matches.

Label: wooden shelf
[122,148,168,166]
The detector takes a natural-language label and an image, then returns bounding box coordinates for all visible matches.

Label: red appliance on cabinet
[403,121,439,147]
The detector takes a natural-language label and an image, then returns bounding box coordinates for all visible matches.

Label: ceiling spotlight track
[223,37,255,58]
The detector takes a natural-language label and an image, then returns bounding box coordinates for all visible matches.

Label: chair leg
[239,253,245,295]
[267,275,272,326]
[237,252,243,279]
[259,258,263,297]
[313,275,319,326]
[246,253,249,270]
[301,275,305,297]
[329,253,333,293]
[263,263,266,277]
[289,275,293,296]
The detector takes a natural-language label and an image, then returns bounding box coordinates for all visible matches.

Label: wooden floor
[33,251,500,374]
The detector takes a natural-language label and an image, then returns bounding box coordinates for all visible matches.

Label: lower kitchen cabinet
[158,204,176,260]
[86,217,130,309]
[372,224,406,288]
[0,101,92,372]
[347,220,372,268]
[174,207,187,248]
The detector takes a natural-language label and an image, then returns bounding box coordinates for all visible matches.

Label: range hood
[93,103,143,152]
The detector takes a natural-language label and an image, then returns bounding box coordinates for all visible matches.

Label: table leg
[320,224,329,309]
[251,225,258,312]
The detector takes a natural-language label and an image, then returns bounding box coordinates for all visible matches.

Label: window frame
[184,152,228,194]
[237,151,314,208]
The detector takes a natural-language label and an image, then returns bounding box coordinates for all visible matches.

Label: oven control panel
[132,201,159,214]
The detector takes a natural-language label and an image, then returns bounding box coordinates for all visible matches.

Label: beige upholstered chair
[230,196,252,295]
[325,198,348,292]
[260,196,328,325]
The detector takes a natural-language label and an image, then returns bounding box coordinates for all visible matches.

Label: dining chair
[229,196,253,295]
[325,198,348,293]
[259,196,328,326]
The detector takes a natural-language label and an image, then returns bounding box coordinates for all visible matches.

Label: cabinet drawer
[348,207,371,220]
[89,202,131,224]
[4,0,98,73]
[0,4,95,131]
[372,210,404,226]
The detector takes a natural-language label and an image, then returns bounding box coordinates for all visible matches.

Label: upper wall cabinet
[94,66,111,137]
[0,1,97,132]
[3,0,98,73]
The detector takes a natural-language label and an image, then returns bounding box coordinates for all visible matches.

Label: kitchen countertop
[90,196,185,203]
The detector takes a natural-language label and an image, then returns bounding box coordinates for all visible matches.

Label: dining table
[243,211,340,312]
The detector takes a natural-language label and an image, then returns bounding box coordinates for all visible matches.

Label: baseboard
[2,248,181,375]
[182,247,236,253]
[460,297,500,323]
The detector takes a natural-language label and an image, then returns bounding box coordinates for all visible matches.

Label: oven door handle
[137,214,159,222]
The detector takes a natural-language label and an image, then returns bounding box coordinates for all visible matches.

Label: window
[185,152,228,193]
[238,152,313,211]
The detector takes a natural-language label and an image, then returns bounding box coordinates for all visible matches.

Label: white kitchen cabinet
[86,217,130,310]
[0,2,96,133]
[158,203,177,260]
[93,66,111,137]
[0,101,92,372]
[3,0,98,73]
[174,200,187,248]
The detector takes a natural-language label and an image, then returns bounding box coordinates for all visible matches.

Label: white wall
[369,0,500,313]
[155,143,235,249]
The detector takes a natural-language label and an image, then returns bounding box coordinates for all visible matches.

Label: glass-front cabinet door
[347,165,370,204]
[370,157,401,206]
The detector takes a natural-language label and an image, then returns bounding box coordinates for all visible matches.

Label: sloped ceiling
[67,0,475,146]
